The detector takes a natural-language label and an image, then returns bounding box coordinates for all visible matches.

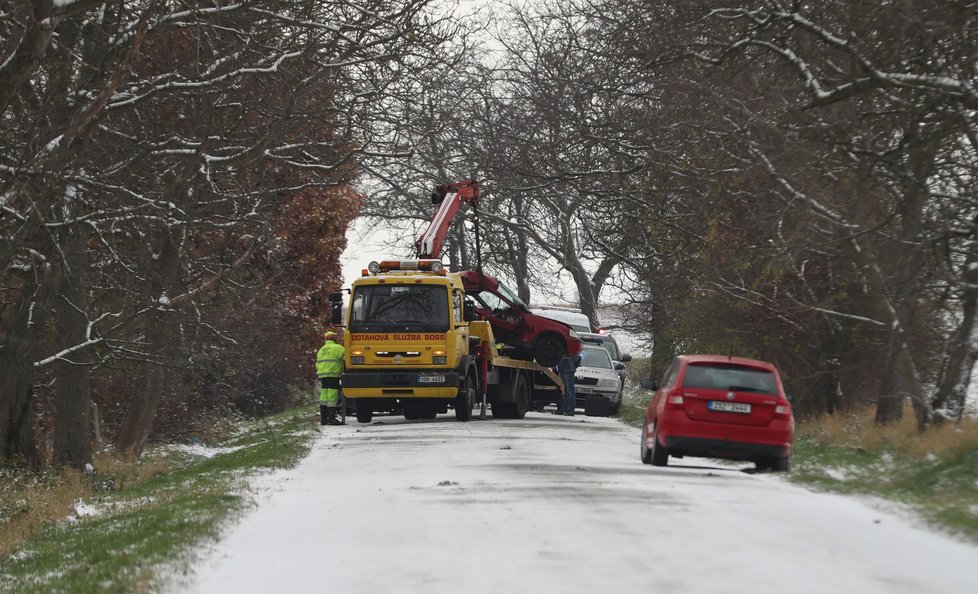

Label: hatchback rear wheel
[640,427,653,464]
[649,425,668,466]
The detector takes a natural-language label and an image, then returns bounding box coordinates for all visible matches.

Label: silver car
[580,333,631,412]
[574,344,622,414]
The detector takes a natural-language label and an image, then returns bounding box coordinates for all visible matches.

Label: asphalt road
[176,411,978,594]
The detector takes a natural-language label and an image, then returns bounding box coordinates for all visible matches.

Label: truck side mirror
[463,300,476,322]
[329,291,343,325]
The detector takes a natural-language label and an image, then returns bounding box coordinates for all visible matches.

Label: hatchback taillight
[666,390,684,408]
[774,404,791,418]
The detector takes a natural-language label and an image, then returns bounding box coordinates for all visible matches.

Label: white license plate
[417,375,445,384]
[576,386,593,394]
[708,400,751,414]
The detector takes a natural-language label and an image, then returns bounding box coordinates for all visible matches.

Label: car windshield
[581,347,613,369]
[495,280,530,310]
[349,285,450,332]
[473,289,509,311]
[601,339,620,360]
[682,363,777,394]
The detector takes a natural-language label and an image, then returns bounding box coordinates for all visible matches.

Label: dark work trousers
[559,368,576,413]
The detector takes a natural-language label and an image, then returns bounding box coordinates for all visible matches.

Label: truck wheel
[356,407,373,424]
[403,403,421,420]
[532,334,565,368]
[455,375,476,422]
[513,374,529,419]
[492,403,513,419]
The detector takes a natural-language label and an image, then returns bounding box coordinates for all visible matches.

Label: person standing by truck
[557,354,580,416]
[316,330,346,425]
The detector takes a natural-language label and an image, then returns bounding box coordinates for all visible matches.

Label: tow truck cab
[340,259,474,404]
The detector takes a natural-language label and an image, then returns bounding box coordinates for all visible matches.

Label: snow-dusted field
[174,412,978,594]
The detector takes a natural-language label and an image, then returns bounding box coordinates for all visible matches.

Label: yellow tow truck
[330,258,564,423]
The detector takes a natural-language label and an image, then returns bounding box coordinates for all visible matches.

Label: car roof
[579,332,616,344]
[678,354,777,371]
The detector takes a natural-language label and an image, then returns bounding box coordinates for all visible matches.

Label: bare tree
[1,0,466,465]
[691,0,978,428]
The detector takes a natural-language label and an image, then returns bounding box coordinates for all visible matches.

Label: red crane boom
[415,180,480,260]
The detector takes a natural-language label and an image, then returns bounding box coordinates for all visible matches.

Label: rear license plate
[708,400,751,414]
[417,375,445,384]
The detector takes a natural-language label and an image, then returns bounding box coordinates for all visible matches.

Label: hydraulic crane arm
[415,179,481,260]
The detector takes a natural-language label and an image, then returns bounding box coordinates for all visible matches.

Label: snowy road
[178,412,978,594]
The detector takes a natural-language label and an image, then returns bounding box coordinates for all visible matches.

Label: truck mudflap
[342,370,460,399]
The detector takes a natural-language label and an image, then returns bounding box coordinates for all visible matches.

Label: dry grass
[0,453,175,557]
[798,406,978,459]
[0,468,91,557]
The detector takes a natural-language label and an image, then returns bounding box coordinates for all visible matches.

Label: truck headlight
[598,378,618,388]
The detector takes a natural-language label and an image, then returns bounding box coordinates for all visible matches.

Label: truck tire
[356,406,373,424]
[512,373,529,419]
[491,403,513,419]
[403,403,421,420]
[455,375,476,422]
[532,334,565,368]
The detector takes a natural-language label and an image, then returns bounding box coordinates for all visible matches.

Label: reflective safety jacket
[316,339,345,378]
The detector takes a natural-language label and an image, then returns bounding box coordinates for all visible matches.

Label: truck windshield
[350,285,450,333]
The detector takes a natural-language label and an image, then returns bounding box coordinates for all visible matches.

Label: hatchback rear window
[682,363,777,394]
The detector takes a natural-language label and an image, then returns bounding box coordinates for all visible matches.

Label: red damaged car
[641,354,794,471]
[458,270,582,368]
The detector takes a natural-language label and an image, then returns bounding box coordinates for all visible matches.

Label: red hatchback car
[641,354,794,471]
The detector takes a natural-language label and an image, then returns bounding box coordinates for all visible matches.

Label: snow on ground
[173,413,978,594]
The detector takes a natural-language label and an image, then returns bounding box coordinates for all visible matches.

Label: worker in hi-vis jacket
[316,330,346,425]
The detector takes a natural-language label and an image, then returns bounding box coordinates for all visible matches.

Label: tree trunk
[0,271,56,469]
[874,340,904,424]
[0,349,42,470]
[115,354,167,458]
[114,228,183,458]
[52,226,93,469]
[932,244,978,422]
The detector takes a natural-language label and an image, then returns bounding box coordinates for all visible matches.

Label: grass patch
[790,408,978,543]
[0,404,319,594]
[617,384,651,428]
